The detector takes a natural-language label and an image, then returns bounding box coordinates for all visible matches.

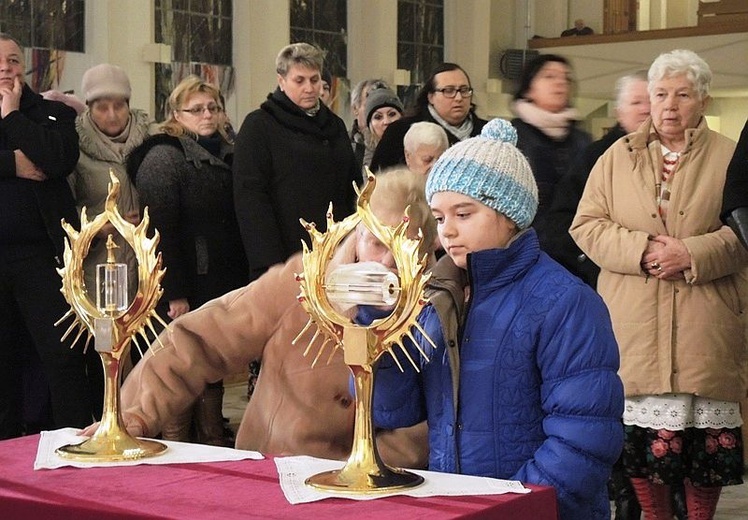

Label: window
[397,0,443,86]
[0,0,85,52]
[155,0,232,65]
[290,0,347,78]
[153,0,234,122]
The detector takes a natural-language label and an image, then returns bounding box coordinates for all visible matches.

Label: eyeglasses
[433,86,474,98]
[180,105,222,115]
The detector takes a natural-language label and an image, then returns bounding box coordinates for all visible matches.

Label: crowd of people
[2,28,747,519]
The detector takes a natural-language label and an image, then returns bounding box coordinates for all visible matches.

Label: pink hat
[81,64,131,103]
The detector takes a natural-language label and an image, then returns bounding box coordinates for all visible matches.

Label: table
[0,434,558,519]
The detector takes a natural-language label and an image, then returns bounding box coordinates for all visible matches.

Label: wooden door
[604,0,638,34]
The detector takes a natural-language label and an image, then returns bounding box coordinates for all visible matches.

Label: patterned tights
[631,477,721,520]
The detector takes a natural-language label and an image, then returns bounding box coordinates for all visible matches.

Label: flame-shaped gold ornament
[55,172,168,461]
[294,172,435,493]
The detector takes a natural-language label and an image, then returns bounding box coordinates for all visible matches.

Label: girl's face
[430,191,518,269]
[369,107,402,140]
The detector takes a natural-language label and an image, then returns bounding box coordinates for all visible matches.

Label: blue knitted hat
[425,118,538,229]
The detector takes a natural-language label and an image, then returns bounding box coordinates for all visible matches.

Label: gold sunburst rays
[295,170,434,493]
[56,172,168,357]
[293,171,434,372]
[54,171,169,461]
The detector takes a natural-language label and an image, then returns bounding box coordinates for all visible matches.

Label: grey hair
[0,32,24,53]
[275,42,324,76]
[351,78,389,110]
[614,70,648,109]
[648,49,712,99]
[403,122,449,153]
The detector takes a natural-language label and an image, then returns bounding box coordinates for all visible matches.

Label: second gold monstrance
[55,173,168,461]
[294,172,435,493]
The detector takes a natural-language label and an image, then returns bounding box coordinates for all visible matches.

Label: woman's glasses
[180,104,222,115]
[433,86,474,98]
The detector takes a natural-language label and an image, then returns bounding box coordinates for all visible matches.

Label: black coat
[722,119,748,219]
[233,89,359,281]
[534,124,626,288]
[369,107,487,172]
[0,84,80,262]
[129,134,247,306]
[512,117,592,219]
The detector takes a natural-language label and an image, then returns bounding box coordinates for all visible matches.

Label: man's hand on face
[0,76,22,118]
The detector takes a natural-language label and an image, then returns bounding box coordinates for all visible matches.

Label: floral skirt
[622,424,744,487]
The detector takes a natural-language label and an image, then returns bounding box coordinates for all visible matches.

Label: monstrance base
[56,434,167,462]
[306,466,424,494]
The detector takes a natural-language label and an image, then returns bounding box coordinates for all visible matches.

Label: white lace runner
[623,394,743,430]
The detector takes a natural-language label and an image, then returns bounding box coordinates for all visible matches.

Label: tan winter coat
[120,236,428,467]
[570,117,748,402]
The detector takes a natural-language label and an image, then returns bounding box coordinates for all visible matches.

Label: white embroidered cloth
[623,394,743,430]
[275,455,530,504]
[34,428,264,470]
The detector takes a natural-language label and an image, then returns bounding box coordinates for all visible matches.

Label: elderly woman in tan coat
[84,168,434,467]
[571,49,748,519]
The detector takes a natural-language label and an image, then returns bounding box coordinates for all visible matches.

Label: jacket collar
[467,228,540,295]
[18,84,42,110]
[624,116,710,159]
[428,228,540,298]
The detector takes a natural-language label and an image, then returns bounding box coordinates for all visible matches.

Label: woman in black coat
[232,43,359,282]
[370,62,487,172]
[127,75,247,447]
[510,54,592,220]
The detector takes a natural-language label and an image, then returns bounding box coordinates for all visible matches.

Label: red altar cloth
[0,434,558,519]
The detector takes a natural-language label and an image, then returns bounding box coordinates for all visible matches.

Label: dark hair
[513,54,572,101]
[321,67,332,86]
[413,62,476,114]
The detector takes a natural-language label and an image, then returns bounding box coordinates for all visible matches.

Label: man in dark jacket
[0,33,100,439]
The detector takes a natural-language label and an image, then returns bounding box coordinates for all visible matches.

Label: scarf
[511,99,580,140]
[197,133,223,158]
[427,105,474,141]
[657,144,681,225]
[304,100,321,117]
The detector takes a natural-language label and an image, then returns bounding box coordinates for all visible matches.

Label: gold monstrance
[294,172,435,493]
[55,173,168,461]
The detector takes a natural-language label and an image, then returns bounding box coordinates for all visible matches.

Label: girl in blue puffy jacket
[372,119,625,520]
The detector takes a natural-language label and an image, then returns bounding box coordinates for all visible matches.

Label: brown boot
[194,383,232,447]
[160,407,193,442]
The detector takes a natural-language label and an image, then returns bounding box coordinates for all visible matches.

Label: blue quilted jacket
[372,229,624,520]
